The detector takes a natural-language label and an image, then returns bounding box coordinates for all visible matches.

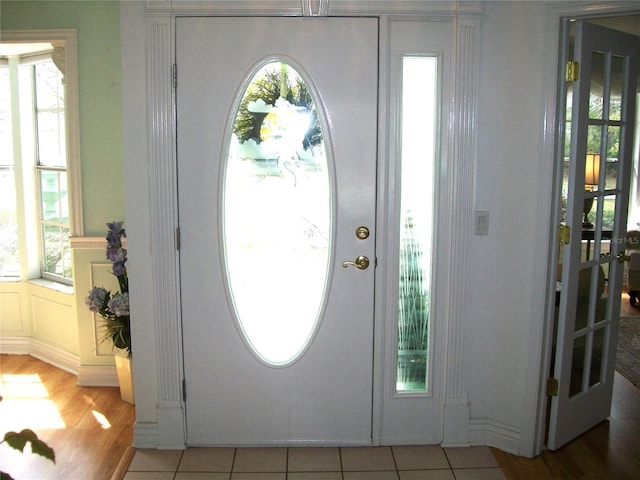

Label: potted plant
[84,221,133,404]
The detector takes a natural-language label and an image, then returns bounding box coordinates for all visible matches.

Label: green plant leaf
[3,430,55,463]
[30,438,56,463]
[3,431,28,452]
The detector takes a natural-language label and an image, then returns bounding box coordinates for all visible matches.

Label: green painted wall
[2,0,124,234]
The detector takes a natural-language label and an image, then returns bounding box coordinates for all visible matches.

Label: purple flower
[108,292,130,317]
[85,287,108,312]
[107,221,125,237]
[107,246,127,263]
[106,221,126,259]
[86,221,131,353]
[113,261,127,277]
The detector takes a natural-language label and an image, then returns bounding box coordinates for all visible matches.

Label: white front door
[549,21,639,450]
[177,17,378,445]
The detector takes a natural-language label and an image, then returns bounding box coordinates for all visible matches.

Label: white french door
[549,21,639,450]
[177,17,378,445]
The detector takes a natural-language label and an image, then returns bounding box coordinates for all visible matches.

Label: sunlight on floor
[92,409,112,429]
[0,373,66,430]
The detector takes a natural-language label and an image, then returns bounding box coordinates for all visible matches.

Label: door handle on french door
[342,255,370,270]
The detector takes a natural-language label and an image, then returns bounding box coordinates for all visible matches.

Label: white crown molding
[145,0,483,17]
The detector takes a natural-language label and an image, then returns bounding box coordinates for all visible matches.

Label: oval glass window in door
[223,60,331,366]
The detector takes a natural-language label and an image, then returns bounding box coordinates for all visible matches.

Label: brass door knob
[342,255,370,270]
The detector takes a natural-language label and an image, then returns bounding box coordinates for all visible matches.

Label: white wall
[119,0,638,456]
[469,0,549,439]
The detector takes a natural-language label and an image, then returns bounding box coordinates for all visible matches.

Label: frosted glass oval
[223,61,331,366]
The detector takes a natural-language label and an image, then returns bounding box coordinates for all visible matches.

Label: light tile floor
[124,445,506,480]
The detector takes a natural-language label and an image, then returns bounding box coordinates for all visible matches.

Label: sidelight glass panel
[396,56,437,393]
[224,61,330,366]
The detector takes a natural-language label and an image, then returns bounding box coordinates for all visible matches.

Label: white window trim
[1,29,83,238]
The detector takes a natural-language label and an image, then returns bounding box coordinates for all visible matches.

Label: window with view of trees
[35,60,71,281]
[0,47,73,284]
[0,65,19,276]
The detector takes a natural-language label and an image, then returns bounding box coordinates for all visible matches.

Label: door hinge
[547,377,559,397]
[176,227,181,251]
[559,224,571,246]
[565,60,579,82]
[182,379,187,401]
[617,251,630,264]
[172,63,177,88]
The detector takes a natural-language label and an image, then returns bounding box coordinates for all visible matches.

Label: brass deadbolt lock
[356,226,370,240]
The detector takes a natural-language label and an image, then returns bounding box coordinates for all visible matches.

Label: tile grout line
[171,450,185,480]
[390,446,400,479]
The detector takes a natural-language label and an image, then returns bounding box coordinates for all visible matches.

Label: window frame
[33,59,72,282]
[1,30,82,284]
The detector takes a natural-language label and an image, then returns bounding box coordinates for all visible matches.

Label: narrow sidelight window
[396,56,437,393]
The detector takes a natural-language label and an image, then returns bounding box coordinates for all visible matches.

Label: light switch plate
[475,210,489,235]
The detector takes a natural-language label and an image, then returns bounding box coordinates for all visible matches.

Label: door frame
[136,0,481,450]
[537,2,640,455]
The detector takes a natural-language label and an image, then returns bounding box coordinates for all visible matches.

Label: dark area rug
[616,317,640,388]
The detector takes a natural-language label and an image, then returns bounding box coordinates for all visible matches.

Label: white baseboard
[469,417,521,455]
[0,336,118,386]
[133,422,160,448]
[77,364,118,386]
[29,338,80,376]
[0,336,31,354]
[442,400,471,447]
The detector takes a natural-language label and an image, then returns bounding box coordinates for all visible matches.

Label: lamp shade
[585,152,600,186]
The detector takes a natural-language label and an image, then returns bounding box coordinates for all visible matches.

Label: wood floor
[494,293,640,479]
[1,315,639,480]
[0,354,134,480]
[493,371,640,479]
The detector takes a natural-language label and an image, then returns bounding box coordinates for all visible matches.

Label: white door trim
[140,0,481,450]
[535,0,640,459]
